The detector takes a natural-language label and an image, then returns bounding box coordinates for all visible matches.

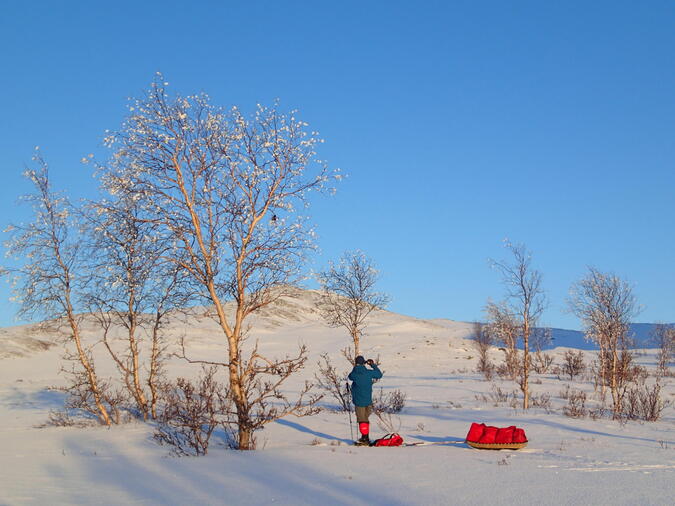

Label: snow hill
[0,288,673,505]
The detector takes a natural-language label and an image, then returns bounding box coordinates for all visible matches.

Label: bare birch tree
[317,250,389,359]
[2,155,113,425]
[100,76,334,449]
[568,267,639,417]
[82,190,190,420]
[486,242,546,409]
[651,323,674,377]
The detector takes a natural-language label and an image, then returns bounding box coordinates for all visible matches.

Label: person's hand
[367,359,375,366]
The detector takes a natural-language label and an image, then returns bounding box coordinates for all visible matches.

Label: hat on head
[355,355,366,365]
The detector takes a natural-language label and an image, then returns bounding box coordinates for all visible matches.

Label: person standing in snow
[348,355,383,445]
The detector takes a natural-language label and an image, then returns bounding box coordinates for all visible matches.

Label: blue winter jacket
[348,364,383,407]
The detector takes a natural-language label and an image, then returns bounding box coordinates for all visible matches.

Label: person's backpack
[371,433,403,447]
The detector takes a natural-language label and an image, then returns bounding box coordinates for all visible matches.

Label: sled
[465,423,528,450]
[466,440,528,450]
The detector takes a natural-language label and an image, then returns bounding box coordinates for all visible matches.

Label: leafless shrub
[59,356,127,424]
[588,404,607,421]
[475,383,519,407]
[590,351,647,411]
[486,307,520,382]
[489,385,512,404]
[36,409,95,428]
[314,353,351,412]
[561,350,585,380]
[495,360,518,380]
[562,388,587,418]
[153,367,228,456]
[532,351,554,374]
[373,410,402,433]
[373,388,406,414]
[471,322,494,380]
[622,380,671,422]
[530,392,553,413]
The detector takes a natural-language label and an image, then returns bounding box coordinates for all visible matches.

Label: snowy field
[1,289,673,505]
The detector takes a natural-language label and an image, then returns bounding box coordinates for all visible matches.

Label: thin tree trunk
[59,250,111,426]
[148,313,162,419]
[68,313,111,426]
[611,347,619,416]
[522,320,530,410]
[127,317,148,420]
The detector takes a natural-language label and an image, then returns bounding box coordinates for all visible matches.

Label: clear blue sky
[1,0,674,330]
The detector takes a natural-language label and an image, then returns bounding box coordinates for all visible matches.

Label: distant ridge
[548,323,673,350]
[0,285,671,357]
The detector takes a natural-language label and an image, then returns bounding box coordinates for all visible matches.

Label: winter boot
[355,422,370,446]
[355,434,371,446]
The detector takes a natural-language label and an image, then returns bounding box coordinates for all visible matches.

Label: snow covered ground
[1,289,673,505]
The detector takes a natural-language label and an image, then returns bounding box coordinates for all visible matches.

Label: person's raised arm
[367,360,383,379]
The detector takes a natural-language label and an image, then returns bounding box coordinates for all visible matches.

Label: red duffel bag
[372,433,404,447]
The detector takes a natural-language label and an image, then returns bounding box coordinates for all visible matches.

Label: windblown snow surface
[1,289,673,505]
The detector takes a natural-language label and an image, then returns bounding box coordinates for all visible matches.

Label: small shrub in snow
[530,392,553,413]
[622,380,671,422]
[373,388,406,414]
[562,388,587,418]
[561,350,585,380]
[489,384,515,405]
[314,353,351,412]
[36,409,95,428]
[476,383,519,407]
[374,410,402,433]
[471,322,494,380]
[153,367,228,456]
[588,404,607,421]
[532,351,554,374]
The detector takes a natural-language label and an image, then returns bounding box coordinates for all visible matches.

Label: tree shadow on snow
[44,433,410,505]
[4,385,66,411]
[275,418,353,444]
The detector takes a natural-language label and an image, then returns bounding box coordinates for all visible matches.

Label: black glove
[367,359,375,366]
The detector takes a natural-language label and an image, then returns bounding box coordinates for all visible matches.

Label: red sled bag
[465,422,528,450]
[372,433,404,447]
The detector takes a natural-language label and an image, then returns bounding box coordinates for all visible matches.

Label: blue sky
[1,0,674,330]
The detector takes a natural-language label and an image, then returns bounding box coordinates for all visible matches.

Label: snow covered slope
[1,288,673,505]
